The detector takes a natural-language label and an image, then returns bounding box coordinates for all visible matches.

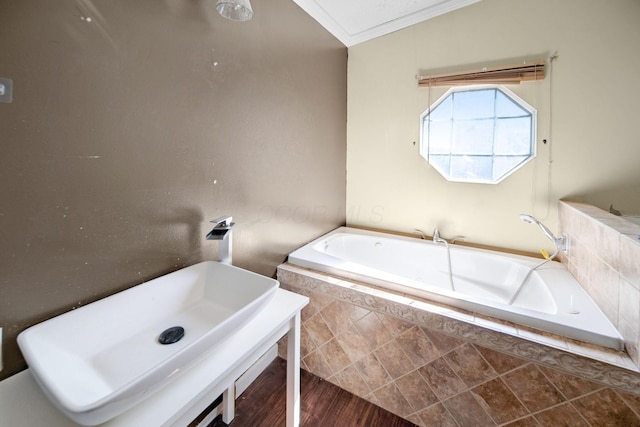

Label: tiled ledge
[278,263,640,398]
[559,201,640,368]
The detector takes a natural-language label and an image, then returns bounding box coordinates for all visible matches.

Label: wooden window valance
[418,60,545,87]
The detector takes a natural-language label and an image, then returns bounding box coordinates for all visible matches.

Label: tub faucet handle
[413,229,428,239]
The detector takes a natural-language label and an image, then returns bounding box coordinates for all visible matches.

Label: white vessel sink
[17,261,278,426]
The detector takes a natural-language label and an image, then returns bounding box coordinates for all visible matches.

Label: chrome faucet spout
[413,229,428,239]
[206,215,235,264]
[432,228,447,245]
[431,228,455,291]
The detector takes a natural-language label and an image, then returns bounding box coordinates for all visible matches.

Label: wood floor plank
[210,358,416,427]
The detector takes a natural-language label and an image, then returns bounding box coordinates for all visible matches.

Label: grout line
[493,364,534,421]
[284,266,640,426]
[297,268,640,388]
[612,389,640,420]
[568,400,594,427]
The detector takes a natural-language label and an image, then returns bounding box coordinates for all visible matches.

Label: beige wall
[347,0,640,253]
[0,0,346,379]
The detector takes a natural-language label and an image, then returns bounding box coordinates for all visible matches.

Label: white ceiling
[292,0,482,47]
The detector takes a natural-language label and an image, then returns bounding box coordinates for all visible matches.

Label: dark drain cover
[158,326,185,345]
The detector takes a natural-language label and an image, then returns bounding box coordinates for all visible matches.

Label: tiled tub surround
[277,264,640,426]
[559,201,640,369]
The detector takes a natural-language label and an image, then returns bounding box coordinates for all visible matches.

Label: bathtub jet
[520,214,568,256]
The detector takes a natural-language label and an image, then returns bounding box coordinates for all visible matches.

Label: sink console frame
[1,289,309,427]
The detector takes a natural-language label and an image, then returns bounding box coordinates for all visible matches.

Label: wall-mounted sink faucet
[520,214,568,256]
[206,215,235,265]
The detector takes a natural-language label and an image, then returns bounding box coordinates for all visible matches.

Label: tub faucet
[520,214,568,256]
[417,228,464,245]
[432,228,455,291]
[206,215,235,265]
[432,228,447,245]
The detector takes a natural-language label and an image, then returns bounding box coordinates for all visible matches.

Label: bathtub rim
[288,226,624,351]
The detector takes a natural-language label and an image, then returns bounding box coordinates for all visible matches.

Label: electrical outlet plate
[0,78,13,103]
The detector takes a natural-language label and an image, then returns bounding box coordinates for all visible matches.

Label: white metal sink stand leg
[215,310,302,426]
[287,311,302,427]
[222,385,235,424]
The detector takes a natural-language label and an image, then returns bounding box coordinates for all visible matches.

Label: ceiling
[292,0,482,47]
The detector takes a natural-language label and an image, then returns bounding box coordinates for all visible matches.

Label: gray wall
[0,0,347,379]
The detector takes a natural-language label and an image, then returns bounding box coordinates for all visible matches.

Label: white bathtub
[623,215,640,226]
[288,227,624,350]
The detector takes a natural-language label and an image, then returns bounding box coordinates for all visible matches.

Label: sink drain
[158,326,185,345]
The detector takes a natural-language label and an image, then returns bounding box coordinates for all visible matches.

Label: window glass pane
[495,90,528,117]
[450,155,493,181]
[494,117,532,155]
[493,155,528,179]
[452,119,493,154]
[429,95,452,121]
[429,155,450,176]
[425,120,452,154]
[453,89,495,120]
[419,85,535,183]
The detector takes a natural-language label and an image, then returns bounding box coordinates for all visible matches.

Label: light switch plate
[0,78,13,103]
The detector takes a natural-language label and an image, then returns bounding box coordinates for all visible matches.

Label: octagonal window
[420,85,536,184]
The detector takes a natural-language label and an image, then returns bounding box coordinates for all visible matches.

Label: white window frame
[419,84,537,184]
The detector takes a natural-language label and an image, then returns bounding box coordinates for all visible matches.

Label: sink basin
[17,261,278,426]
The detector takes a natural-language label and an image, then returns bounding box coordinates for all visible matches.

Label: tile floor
[278,281,640,426]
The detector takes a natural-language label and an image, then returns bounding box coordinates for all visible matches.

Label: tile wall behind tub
[559,201,640,369]
[277,268,640,427]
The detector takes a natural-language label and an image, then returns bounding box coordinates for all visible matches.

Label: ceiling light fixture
[216,0,253,21]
